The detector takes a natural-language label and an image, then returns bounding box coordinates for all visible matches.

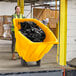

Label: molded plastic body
[13,19,58,62]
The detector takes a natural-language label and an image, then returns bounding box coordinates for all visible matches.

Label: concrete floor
[0,40,75,73]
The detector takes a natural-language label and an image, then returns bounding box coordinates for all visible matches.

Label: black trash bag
[19,21,46,42]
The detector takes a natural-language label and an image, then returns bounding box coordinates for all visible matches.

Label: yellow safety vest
[11,14,24,31]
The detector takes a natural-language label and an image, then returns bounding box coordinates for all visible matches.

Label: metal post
[59,0,67,65]
[17,0,24,14]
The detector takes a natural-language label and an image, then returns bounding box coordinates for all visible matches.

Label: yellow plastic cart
[13,19,58,62]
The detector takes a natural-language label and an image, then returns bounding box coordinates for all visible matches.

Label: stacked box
[3,16,12,24]
[0,16,3,36]
[3,16,12,38]
[33,8,59,28]
[3,24,11,38]
[49,18,56,28]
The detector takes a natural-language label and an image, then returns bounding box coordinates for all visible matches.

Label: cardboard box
[0,15,12,38]
[33,8,59,28]
[0,22,3,26]
[3,16,12,24]
[50,28,56,36]
[0,26,4,36]
[3,24,11,38]
[0,16,3,22]
[0,16,3,36]
[49,18,56,28]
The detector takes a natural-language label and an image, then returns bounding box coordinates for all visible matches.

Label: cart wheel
[21,58,28,66]
[36,60,41,66]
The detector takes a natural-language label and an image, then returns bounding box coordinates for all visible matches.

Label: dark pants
[11,31,16,53]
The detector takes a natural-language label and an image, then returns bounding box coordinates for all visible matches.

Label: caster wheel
[36,60,41,66]
[21,58,28,66]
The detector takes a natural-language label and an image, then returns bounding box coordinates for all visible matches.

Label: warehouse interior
[0,0,76,75]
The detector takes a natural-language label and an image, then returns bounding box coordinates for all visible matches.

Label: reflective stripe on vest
[14,14,23,19]
[11,14,23,31]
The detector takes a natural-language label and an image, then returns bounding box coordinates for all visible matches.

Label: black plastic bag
[19,21,46,42]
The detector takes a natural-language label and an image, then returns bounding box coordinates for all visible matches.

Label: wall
[24,5,31,18]
[0,1,31,18]
[0,2,17,15]
[67,0,76,61]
